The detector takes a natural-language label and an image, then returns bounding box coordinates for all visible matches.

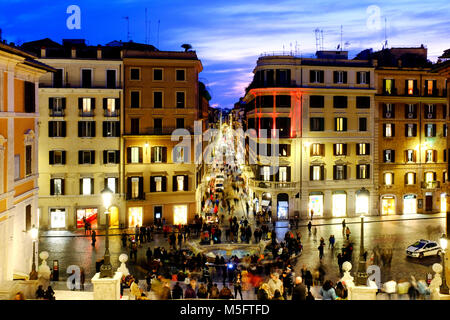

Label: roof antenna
[383,17,388,49]
[123,16,131,41]
[145,8,148,44]
[157,19,160,49]
[340,25,343,51]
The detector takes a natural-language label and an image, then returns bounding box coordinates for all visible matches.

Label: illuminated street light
[355,214,368,286]
[440,234,449,294]
[100,186,114,278]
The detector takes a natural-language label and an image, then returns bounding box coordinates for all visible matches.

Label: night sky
[0,0,449,109]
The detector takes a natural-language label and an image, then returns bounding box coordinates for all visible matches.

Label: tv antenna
[145,9,148,44]
[383,17,388,49]
[157,19,160,49]
[123,16,131,42]
[315,28,324,51]
[339,25,343,51]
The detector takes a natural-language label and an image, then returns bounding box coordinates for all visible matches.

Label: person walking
[319,280,337,300]
[307,221,312,234]
[91,230,96,246]
[345,227,351,241]
[318,242,324,260]
[329,235,335,249]
[337,253,344,274]
[233,273,243,300]
[291,276,306,301]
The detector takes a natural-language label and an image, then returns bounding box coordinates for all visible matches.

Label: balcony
[248,179,299,190]
[380,88,398,96]
[49,110,64,117]
[79,110,94,117]
[421,181,440,189]
[104,110,120,117]
[125,127,195,136]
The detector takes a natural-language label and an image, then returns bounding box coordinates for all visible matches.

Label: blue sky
[0,0,449,109]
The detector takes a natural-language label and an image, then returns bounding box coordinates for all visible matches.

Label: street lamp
[440,233,449,294]
[100,186,114,278]
[29,225,38,280]
[355,214,368,286]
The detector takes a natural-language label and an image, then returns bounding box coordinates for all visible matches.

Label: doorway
[403,195,417,214]
[425,195,433,212]
[381,196,395,215]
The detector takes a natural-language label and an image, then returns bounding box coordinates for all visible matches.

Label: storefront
[309,192,324,217]
[381,195,395,215]
[403,194,417,214]
[441,193,447,213]
[174,205,188,225]
[50,208,66,229]
[109,206,119,228]
[356,188,370,215]
[128,207,143,227]
[277,193,289,220]
[76,208,98,229]
[332,191,346,217]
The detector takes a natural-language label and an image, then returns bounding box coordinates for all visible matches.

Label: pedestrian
[233,273,243,300]
[310,208,314,220]
[304,269,313,292]
[342,219,346,230]
[337,253,344,274]
[307,221,312,234]
[91,230,96,246]
[313,227,317,241]
[172,282,183,299]
[121,231,127,247]
[335,281,348,300]
[146,247,152,265]
[267,273,284,298]
[318,243,324,260]
[291,276,306,301]
[345,227,351,241]
[329,235,335,249]
[80,268,85,291]
[319,280,337,300]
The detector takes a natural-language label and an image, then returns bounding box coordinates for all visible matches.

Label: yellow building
[122,48,207,227]
[243,51,377,219]
[21,39,125,230]
[0,42,53,281]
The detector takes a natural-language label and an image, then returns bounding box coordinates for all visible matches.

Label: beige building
[0,42,53,281]
[243,51,377,219]
[122,48,207,227]
[21,39,125,230]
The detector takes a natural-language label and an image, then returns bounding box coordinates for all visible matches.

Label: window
[383,123,394,137]
[425,80,437,96]
[49,150,66,165]
[310,165,324,181]
[130,91,140,108]
[49,97,65,116]
[173,146,186,163]
[50,178,64,195]
[106,177,117,194]
[176,69,185,81]
[151,146,167,163]
[131,177,140,198]
[383,79,395,94]
[173,175,188,191]
[78,98,94,116]
[128,146,142,164]
[425,104,436,119]
[154,91,163,108]
[310,143,324,157]
[356,71,370,84]
[405,172,415,185]
[310,70,324,83]
[103,150,120,164]
[310,118,324,131]
[78,150,95,164]
[310,95,324,108]
[48,121,66,137]
[129,118,139,135]
[14,155,20,180]
[177,176,184,191]
[106,70,117,89]
[444,124,448,137]
[80,177,93,195]
[53,68,63,88]
[425,124,436,137]
[384,173,393,185]
[154,118,162,134]
[25,145,32,176]
[176,92,185,108]
[279,144,290,157]
[356,143,370,156]
[78,121,96,137]
[333,96,348,108]
[406,79,417,95]
[426,150,436,163]
[25,205,31,231]
[276,69,290,85]
[153,69,163,81]
[383,104,395,118]
[176,118,185,129]
[81,69,92,88]
[263,166,271,181]
[356,164,370,179]
[359,118,367,131]
[405,104,417,119]
[103,98,119,116]
[333,165,347,180]
[130,68,140,80]
[335,117,347,131]
[405,124,417,137]
[406,150,416,163]
[150,176,167,192]
[103,121,120,137]
[356,96,370,109]
[333,71,347,84]
[278,167,288,182]
[333,143,347,156]
[383,149,395,163]
[276,95,291,108]
[155,177,162,192]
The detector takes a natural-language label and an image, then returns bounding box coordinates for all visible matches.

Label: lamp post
[100,186,114,278]
[440,234,449,294]
[29,225,38,280]
[355,214,368,286]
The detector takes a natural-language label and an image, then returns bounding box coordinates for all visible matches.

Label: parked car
[406,240,441,258]
[215,183,224,191]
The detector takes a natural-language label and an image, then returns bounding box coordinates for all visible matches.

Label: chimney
[40,46,46,58]
[97,45,102,59]
[397,59,402,67]
[71,46,76,58]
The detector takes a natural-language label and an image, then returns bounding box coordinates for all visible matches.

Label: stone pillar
[347,190,356,217]
[324,190,332,218]
[91,271,123,300]
[341,261,378,300]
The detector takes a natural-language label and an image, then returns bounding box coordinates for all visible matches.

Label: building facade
[122,48,206,227]
[21,39,125,230]
[242,51,377,219]
[0,42,52,281]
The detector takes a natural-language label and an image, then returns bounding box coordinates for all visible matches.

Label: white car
[406,240,441,258]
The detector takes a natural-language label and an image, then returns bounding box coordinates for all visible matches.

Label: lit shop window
[173,205,187,225]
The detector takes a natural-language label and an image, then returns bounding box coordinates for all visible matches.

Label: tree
[181,44,192,52]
